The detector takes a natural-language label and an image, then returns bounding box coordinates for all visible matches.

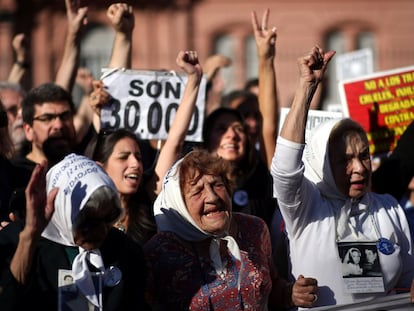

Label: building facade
[0,0,413,109]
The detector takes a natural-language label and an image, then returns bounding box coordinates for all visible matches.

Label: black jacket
[0,226,149,311]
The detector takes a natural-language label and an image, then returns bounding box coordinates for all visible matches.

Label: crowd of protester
[0,1,413,310]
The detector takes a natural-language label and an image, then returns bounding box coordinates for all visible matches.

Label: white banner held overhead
[100,68,207,142]
[279,107,343,142]
[336,48,374,82]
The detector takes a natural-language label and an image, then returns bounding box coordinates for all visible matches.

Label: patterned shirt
[144,213,273,310]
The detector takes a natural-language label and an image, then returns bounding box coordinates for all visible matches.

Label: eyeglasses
[33,111,73,124]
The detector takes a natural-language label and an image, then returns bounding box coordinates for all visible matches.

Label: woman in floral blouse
[144,149,318,310]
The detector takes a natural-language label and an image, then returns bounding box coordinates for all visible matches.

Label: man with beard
[7,83,77,221]
[0,82,28,158]
[12,83,76,172]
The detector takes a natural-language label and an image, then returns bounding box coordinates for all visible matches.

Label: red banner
[340,66,414,156]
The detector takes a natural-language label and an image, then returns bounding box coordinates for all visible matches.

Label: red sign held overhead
[339,66,414,157]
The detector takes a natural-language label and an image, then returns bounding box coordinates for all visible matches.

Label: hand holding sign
[89,80,110,116]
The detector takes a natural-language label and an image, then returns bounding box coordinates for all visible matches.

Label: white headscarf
[43,153,118,307]
[303,118,371,238]
[303,118,344,200]
[154,154,242,284]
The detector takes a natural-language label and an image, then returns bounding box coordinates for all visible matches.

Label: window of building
[80,25,114,80]
[324,31,346,111]
[213,32,257,94]
[214,34,235,93]
[245,35,258,82]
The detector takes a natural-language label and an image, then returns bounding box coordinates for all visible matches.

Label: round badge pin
[377,237,395,255]
[233,190,249,206]
[104,266,122,287]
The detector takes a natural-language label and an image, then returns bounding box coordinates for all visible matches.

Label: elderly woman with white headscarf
[271,45,414,308]
[0,153,149,310]
[144,148,317,310]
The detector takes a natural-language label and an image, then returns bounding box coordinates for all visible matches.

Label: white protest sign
[336,48,374,82]
[279,107,343,142]
[100,69,206,141]
[325,49,374,113]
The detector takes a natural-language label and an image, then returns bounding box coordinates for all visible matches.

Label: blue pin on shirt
[104,266,122,287]
[377,238,395,255]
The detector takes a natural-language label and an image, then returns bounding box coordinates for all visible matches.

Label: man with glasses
[7,83,77,221]
[15,82,77,171]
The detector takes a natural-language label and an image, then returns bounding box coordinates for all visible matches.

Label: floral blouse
[144,213,274,310]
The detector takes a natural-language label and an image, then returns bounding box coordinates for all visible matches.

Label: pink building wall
[0,0,413,108]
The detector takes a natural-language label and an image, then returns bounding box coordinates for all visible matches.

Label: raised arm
[203,54,231,116]
[10,162,57,284]
[76,3,135,141]
[148,51,203,199]
[72,68,95,144]
[251,9,279,168]
[280,46,335,144]
[7,33,29,84]
[88,80,111,133]
[106,3,135,69]
[54,0,88,92]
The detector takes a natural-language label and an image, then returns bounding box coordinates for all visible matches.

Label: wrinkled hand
[292,275,319,308]
[24,161,57,237]
[298,45,335,85]
[65,0,88,35]
[176,50,203,83]
[89,80,111,116]
[251,9,277,60]
[107,3,135,35]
